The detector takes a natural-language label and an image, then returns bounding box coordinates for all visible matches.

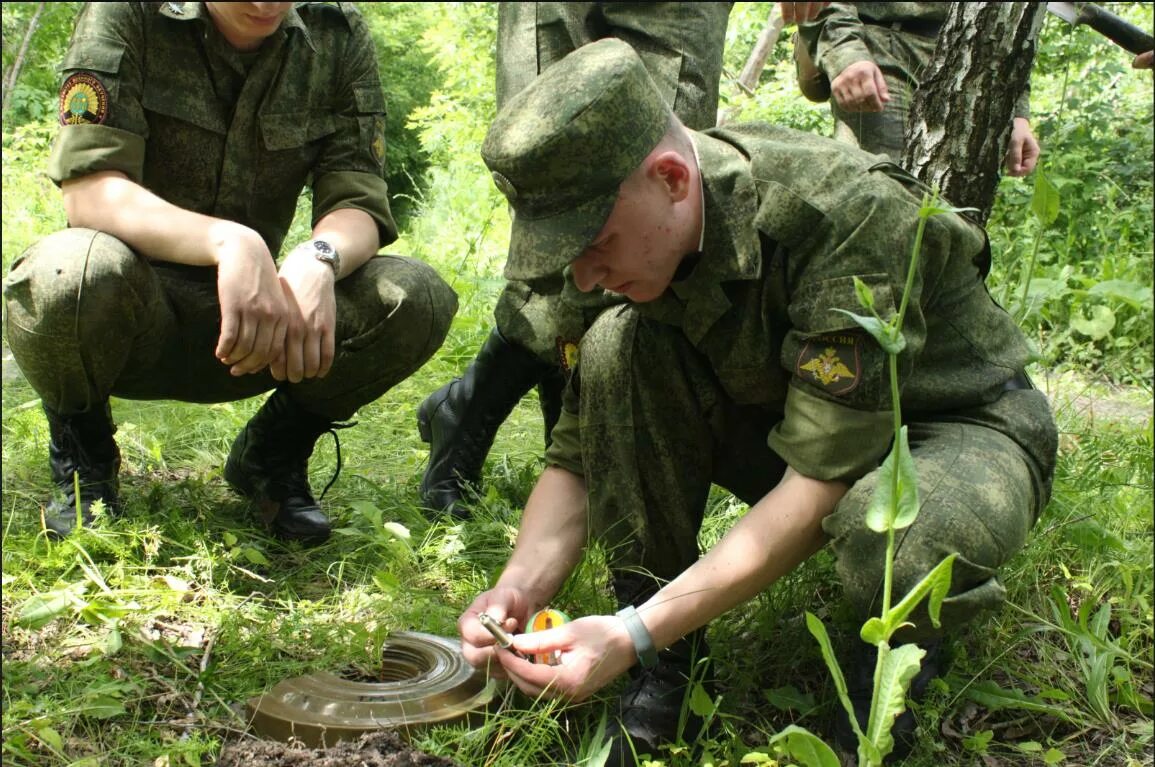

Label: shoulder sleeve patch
[796,332,861,395]
[59,72,110,126]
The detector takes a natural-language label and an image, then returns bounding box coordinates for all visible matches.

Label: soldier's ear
[649,151,691,202]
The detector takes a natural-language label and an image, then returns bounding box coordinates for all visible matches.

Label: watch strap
[616,605,658,668]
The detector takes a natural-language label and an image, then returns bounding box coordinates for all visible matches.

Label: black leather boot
[224,390,341,544]
[43,404,121,538]
[603,574,714,767]
[604,629,712,767]
[831,638,948,762]
[416,329,554,516]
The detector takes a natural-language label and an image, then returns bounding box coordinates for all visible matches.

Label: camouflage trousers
[493,275,625,369]
[4,228,457,420]
[830,26,937,162]
[576,309,1057,638]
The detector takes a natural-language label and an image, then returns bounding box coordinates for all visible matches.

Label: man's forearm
[637,467,846,651]
[61,171,258,266]
[495,466,589,609]
[310,207,380,279]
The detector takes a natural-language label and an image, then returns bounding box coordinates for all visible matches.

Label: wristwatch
[295,239,341,277]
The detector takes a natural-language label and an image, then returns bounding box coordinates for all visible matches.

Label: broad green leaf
[689,680,717,718]
[241,547,270,566]
[764,684,816,713]
[865,642,925,763]
[1070,305,1116,341]
[80,695,126,719]
[16,584,87,629]
[767,725,840,767]
[739,752,775,764]
[1088,279,1154,310]
[350,499,384,525]
[864,427,919,533]
[1089,601,1112,640]
[860,617,888,646]
[805,613,860,743]
[1039,688,1071,701]
[1043,748,1065,764]
[831,309,906,355]
[917,554,955,628]
[36,726,63,753]
[81,598,140,626]
[965,681,1075,721]
[1031,167,1061,227]
[864,554,957,644]
[105,624,123,656]
[222,531,238,547]
[1017,741,1044,753]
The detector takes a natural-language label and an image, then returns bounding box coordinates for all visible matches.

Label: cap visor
[503,191,618,282]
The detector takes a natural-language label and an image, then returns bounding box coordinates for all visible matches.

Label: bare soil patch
[216,731,462,767]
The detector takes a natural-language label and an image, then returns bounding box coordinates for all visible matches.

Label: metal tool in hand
[477,612,531,661]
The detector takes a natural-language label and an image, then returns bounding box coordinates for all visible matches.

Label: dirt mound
[216,731,462,767]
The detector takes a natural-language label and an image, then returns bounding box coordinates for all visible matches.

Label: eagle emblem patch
[796,333,861,395]
[59,72,109,126]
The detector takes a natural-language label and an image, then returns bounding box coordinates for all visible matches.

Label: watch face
[314,240,334,257]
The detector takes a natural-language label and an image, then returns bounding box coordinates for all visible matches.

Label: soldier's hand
[274,251,337,383]
[831,60,890,113]
[1004,117,1040,177]
[779,2,830,25]
[214,225,289,376]
[458,587,534,677]
[498,615,636,702]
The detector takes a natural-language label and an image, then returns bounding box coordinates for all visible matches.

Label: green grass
[3,258,1151,766]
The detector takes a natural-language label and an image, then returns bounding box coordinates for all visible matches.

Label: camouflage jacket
[548,124,1035,483]
[798,2,1030,119]
[49,1,396,257]
[496,2,732,127]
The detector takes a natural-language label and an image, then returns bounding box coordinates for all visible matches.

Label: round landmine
[245,631,501,747]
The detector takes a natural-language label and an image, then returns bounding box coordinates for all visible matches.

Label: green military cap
[482,38,673,281]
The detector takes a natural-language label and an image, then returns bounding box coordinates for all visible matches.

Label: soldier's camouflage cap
[482,38,672,281]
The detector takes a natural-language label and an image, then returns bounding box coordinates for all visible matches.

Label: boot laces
[317,421,355,500]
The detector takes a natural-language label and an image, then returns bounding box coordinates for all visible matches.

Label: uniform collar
[161,3,316,52]
[641,131,761,344]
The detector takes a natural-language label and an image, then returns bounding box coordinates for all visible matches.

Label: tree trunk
[902,2,1046,224]
[2,2,47,121]
[719,3,785,125]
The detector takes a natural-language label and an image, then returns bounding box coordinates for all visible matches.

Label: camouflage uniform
[493,1,732,367]
[542,125,1058,636]
[5,2,456,422]
[797,2,1031,161]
